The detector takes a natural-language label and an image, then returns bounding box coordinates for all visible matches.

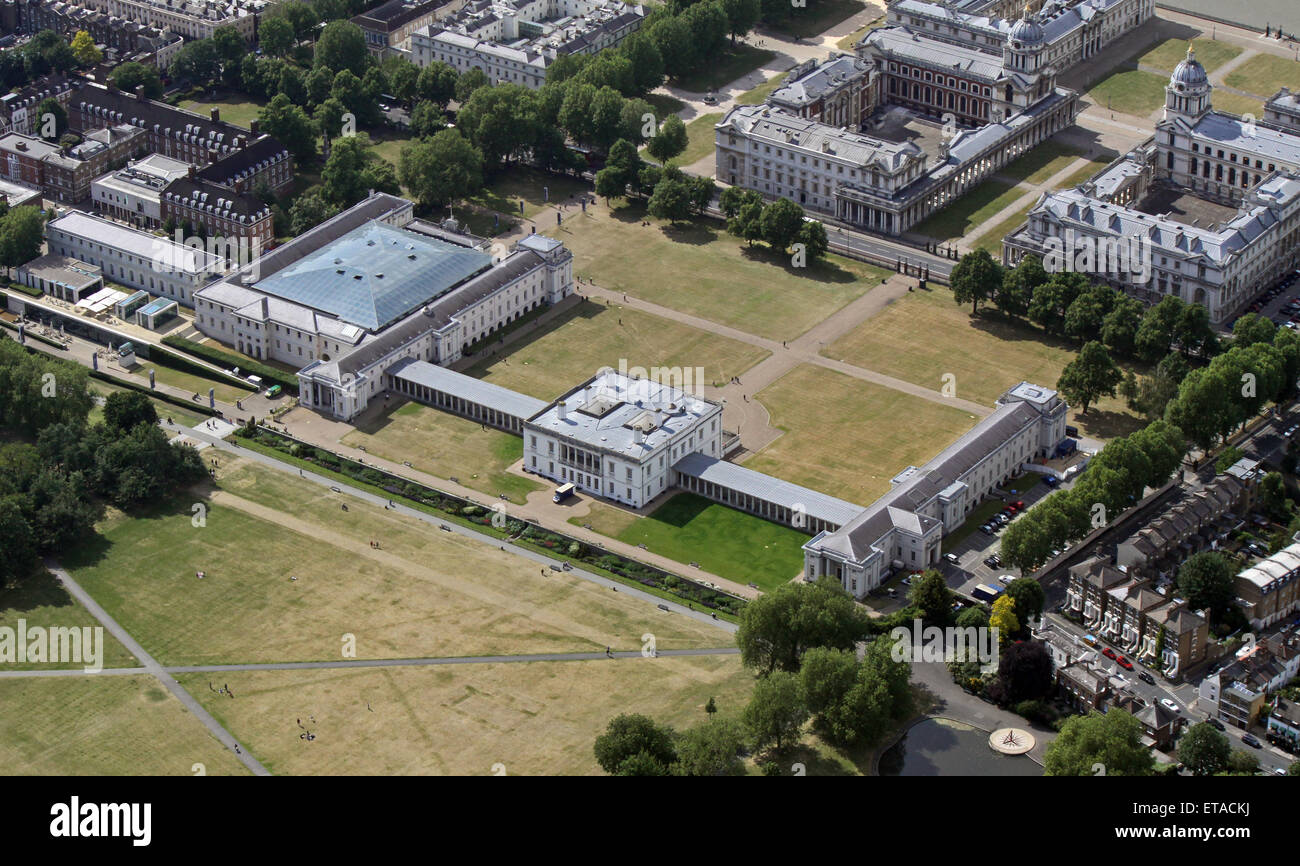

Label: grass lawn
[63,456,730,666]
[675,112,724,166]
[911,179,1023,244]
[767,0,867,39]
[90,380,206,429]
[179,96,265,130]
[736,70,792,106]
[126,359,252,404]
[572,493,806,591]
[341,399,543,504]
[1086,68,1171,117]
[0,675,251,775]
[176,654,753,775]
[466,166,590,220]
[821,288,1144,439]
[1058,157,1110,189]
[549,199,893,340]
[368,130,414,171]
[673,45,776,93]
[1224,53,1300,99]
[1140,38,1241,74]
[998,141,1089,186]
[645,93,688,118]
[1209,91,1264,118]
[836,14,887,52]
[0,569,137,671]
[747,365,980,504]
[972,203,1034,255]
[466,297,769,401]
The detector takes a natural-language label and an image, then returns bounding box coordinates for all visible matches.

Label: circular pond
[879,718,1043,777]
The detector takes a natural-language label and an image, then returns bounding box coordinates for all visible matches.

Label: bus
[971,583,1003,603]
[553,482,576,503]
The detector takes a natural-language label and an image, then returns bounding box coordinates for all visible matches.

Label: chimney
[210,106,220,122]
[556,401,567,420]
[188,163,195,180]
[106,80,117,94]
[248,118,259,135]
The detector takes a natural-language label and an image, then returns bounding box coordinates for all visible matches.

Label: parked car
[1043,476,1060,487]
[901,576,914,586]
[983,554,1002,569]
[1242,733,1262,749]
[1102,647,1117,660]
[944,552,959,565]
[1161,698,1181,714]
[997,574,1015,585]
[1138,671,1156,686]
[1207,717,1225,731]
[1117,656,1134,670]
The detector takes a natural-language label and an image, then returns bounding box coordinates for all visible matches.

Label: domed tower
[1164,43,1212,122]
[1003,5,1046,75]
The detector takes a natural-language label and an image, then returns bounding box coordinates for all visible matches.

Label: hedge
[162,334,299,395]
[2,280,42,298]
[87,369,221,417]
[237,424,746,616]
[137,341,255,392]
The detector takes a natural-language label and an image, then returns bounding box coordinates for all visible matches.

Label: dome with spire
[1008,4,1045,47]
[1170,43,1209,89]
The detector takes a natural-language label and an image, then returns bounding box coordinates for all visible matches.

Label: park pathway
[43,559,271,776]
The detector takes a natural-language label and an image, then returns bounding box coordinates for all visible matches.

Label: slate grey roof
[388,357,547,420]
[674,452,865,528]
[718,104,925,171]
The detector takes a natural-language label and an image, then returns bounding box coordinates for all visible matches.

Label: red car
[1013,500,1025,509]
[1117,656,1133,670]
[1102,647,1117,660]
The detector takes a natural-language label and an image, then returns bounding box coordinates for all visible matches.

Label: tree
[1176,552,1235,622]
[456,84,539,168]
[1004,577,1045,629]
[288,187,339,235]
[1178,722,1231,776]
[646,114,688,163]
[0,495,36,584]
[454,68,490,103]
[989,594,1020,638]
[759,197,804,253]
[259,94,318,163]
[908,569,953,624]
[0,207,46,275]
[705,696,717,718]
[950,249,1002,314]
[619,32,664,93]
[1231,312,1277,349]
[1288,761,1300,776]
[397,130,484,209]
[110,62,164,100]
[171,38,221,85]
[593,714,677,775]
[797,220,829,262]
[1101,295,1145,357]
[320,135,397,208]
[211,24,247,67]
[721,0,761,43]
[588,86,628,151]
[1135,295,1185,363]
[1044,710,1156,776]
[998,255,1043,318]
[417,62,459,108]
[956,605,989,629]
[1064,285,1115,344]
[35,97,67,140]
[1225,749,1259,776]
[102,391,157,434]
[70,30,102,67]
[259,15,295,56]
[646,170,693,223]
[743,670,807,753]
[989,639,1053,706]
[1056,341,1122,414]
[314,20,369,76]
[735,577,867,674]
[673,718,746,776]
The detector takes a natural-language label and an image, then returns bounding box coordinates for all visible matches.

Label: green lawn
[466,297,769,401]
[368,130,414,171]
[1086,68,1171,117]
[60,457,733,667]
[997,141,1089,186]
[747,365,980,504]
[736,70,792,106]
[675,112,724,166]
[837,14,886,52]
[972,203,1035,255]
[0,675,251,775]
[549,199,892,340]
[821,288,1144,440]
[1224,53,1300,99]
[1140,38,1241,74]
[911,179,1023,244]
[341,399,543,504]
[645,93,688,118]
[465,166,590,220]
[178,96,265,130]
[573,493,806,591]
[126,359,251,405]
[673,45,776,93]
[767,0,867,39]
[0,569,136,671]
[1210,91,1265,119]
